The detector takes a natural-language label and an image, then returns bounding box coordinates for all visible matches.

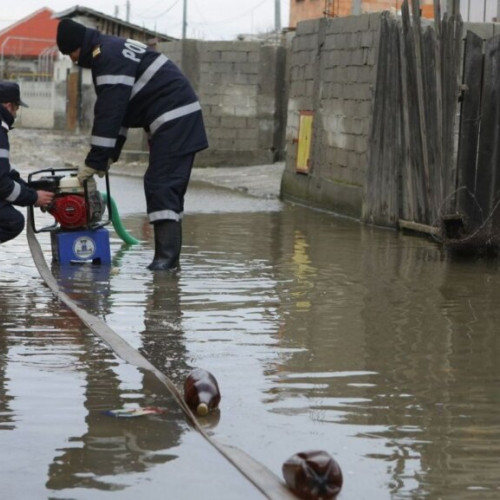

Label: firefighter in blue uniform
[56,19,209,271]
[0,82,54,244]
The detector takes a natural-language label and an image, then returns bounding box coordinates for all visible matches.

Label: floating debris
[184,368,221,416]
[102,407,167,418]
[282,450,343,499]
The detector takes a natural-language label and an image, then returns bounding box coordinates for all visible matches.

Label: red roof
[0,8,58,58]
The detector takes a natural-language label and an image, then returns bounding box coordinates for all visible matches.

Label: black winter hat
[0,82,28,107]
[57,19,87,55]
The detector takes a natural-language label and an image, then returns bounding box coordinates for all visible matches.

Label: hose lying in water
[101,192,140,245]
[26,221,296,500]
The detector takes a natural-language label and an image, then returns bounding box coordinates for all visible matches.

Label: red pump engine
[49,194,89,229]
[28,173,105,231]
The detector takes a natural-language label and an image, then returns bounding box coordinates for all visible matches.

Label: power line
[207,0,268,25]
[135,0,182,20]
[131,0,288,39]
[137,0,268,25]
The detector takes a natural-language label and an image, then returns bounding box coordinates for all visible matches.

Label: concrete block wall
[160,39,287,167]
[281,13,381,218]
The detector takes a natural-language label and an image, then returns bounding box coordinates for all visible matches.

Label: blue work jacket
[0,106,37,207]
[78,29,208,172]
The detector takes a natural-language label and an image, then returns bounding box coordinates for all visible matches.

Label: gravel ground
[10,128,284,200]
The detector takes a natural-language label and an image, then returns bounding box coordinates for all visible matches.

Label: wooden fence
[364,0,500,253]
[364,0,462,232]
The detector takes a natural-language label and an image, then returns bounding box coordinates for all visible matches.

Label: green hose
[101,192,141,245]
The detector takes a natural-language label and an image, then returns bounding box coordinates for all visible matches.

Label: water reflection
[140,272,190,384]
[45,347,183,492]
[28,264,186,492]
[0,286,19,431]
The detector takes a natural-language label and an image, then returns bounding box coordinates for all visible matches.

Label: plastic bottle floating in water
[183,368,221,416]
[282,450,343,499]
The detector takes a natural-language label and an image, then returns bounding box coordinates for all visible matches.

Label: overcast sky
[0,1,498,41]
[0,0,290,40]
[459,0,497,22]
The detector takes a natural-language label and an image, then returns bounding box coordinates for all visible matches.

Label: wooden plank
[365,14,401,226]
[385,17,404,226]
[474,35,500,233]
[456,31,483,226]
[433,0,444,206]
[410,0,433,223]
[401,0,428,223]
[399,219,441,236]
[364,15,386,223]
[422,26,441,222]
[441,13,463,208]
[398,14,415,222]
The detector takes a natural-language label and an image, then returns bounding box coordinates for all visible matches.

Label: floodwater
[1,174,500,500]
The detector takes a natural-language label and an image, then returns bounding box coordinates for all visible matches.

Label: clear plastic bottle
[183,368,221,416]
[282,450,343,499]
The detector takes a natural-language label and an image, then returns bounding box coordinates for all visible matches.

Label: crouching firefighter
[0,82,54,244]
[56,19,208,271]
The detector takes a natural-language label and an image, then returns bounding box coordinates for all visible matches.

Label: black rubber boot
[147,220,182,271]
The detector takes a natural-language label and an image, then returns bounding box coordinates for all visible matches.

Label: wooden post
[410,0,433,222]
[352,0,362,15]
[456,31,483,223]
[446,0,460,16]
[433,0,444,205]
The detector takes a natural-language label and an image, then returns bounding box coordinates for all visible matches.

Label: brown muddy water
[1,174,500,500]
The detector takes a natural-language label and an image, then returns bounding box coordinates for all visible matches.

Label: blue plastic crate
[51,228,111,264]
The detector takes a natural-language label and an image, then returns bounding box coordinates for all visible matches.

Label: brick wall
[281,13,381,218]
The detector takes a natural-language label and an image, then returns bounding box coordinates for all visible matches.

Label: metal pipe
[182,0,187,39]
[275,0,281,32]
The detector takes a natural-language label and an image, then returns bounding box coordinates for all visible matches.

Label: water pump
[28,168,112,264]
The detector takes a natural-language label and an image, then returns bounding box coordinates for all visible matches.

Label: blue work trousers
[0,204,25,243]
[144,132,195,224]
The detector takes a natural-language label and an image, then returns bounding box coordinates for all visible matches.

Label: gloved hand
[77,165,106,184]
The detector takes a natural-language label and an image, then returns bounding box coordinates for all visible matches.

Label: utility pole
[126,0,130,22]
[352,0,362,15]
[497,0,500,21]
[275,0,281,32]
[446,0,459,16]
[182,0,187,39]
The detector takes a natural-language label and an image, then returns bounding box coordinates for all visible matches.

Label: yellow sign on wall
[296,111,313,173]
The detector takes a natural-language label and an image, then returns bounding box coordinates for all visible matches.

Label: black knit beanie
[57,19,87,55]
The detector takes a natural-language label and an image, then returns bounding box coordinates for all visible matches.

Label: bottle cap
[196,403,209,416]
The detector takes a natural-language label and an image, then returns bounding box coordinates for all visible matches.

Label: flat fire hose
[26,222,296,500]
